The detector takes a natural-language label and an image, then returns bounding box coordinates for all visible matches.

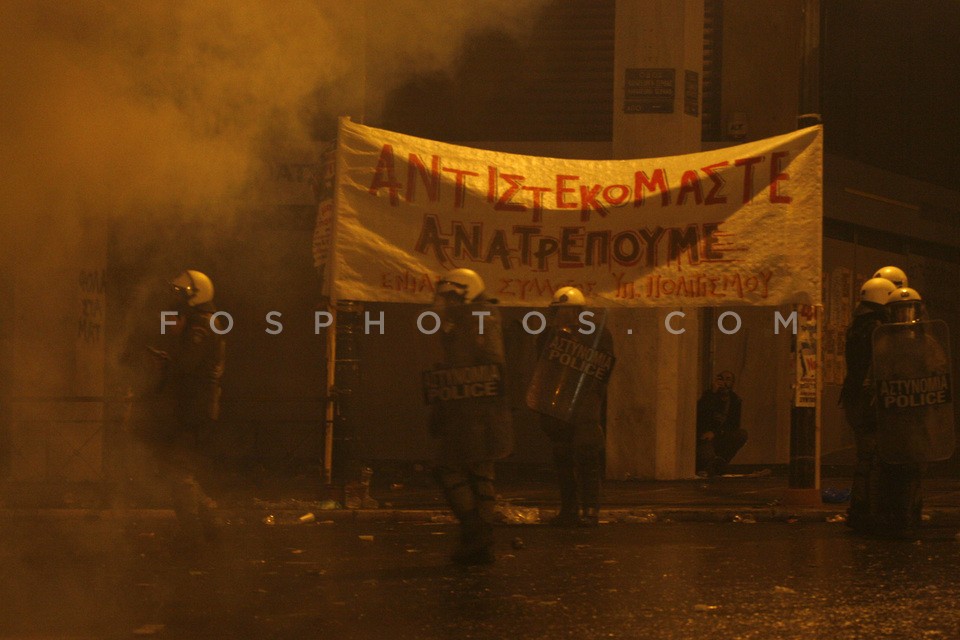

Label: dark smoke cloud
[0,0,546,224]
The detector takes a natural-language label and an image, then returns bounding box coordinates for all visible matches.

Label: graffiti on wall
[78,268,105,344]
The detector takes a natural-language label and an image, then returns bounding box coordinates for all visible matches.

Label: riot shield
[525,324,615,423]
[872,320,954,463]
[422,363,503,405]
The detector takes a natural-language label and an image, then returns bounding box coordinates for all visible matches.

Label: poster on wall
[825,266,853,384]
[312,140,337,297]
[795,305,820,407]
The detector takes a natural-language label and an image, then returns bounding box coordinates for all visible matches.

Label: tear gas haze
[0,0,545,487]
[0,0,545,227]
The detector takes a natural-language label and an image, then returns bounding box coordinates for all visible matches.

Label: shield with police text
[872,320,954,463]
[422,363,504,405]
[525,326,616,423]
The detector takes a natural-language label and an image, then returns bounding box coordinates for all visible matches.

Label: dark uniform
[839,301,888,534]
[149,303,225,542]
[430,296,512,563]
[696,380,747,476]
[538,323,614,526]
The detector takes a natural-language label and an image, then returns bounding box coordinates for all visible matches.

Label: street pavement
[4,470,960,638]
[4,470,960,526]
[2,515,960,639]
[226,473,960,530]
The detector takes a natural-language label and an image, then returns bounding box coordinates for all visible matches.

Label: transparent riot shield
[872,320,954,463]
[524,319,615,423]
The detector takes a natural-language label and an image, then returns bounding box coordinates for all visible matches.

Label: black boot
[848,452,879,534]
[458,470,497,564]
[579,507,600,527]
[550,445,582,526]
[577,447,602,527]
[435,467,495,564]
[452,511,495,565]
[874,463,922,540]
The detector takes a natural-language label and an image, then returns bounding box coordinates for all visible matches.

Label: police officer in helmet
[428,268,512,564]
[872,286,933,538]
[148,269,226,546]
[538,286,614,527]
[873,265,908,289]
[840,276,897,534]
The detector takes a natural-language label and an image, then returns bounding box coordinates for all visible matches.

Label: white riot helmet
[436,268,485,303]
[886,287,923,323]
[551,286,586,307]
[859,277,897,306]
[170,270,214,307]
[873,266,908,288]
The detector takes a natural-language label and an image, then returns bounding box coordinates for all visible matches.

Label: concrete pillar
[613,0,704,158]
[606,0,704,480]
[7,214,108,482]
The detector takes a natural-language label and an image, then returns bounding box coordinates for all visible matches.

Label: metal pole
[323,303,337,486]
[784,1,823,505]
[785,304,822,505]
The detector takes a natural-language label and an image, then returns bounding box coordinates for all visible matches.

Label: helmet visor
[436,279,469,301]
[170,283,194,302]
[890,303,919,323]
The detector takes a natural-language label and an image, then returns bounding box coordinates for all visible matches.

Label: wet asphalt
[2,515,960,639]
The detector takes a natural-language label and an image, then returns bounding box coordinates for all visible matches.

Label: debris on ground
[621,512,658,524]
[132,623,165,635]
[821,487,851,503]
[430,514,457,524]
[495,504,541,524]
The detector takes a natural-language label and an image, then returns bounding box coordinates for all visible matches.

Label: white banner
[325,118,822,307]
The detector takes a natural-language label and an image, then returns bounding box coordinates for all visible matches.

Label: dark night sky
[823,0,960,192]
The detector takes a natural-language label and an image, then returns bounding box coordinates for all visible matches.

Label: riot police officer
[148,269,226,546]
[840,276,896,533]
[870,286,953,538]
[873,265,908,289]
[428,268,512,564]
[535,287,614,527]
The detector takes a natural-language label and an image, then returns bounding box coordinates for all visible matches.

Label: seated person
[696,370,748,477]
